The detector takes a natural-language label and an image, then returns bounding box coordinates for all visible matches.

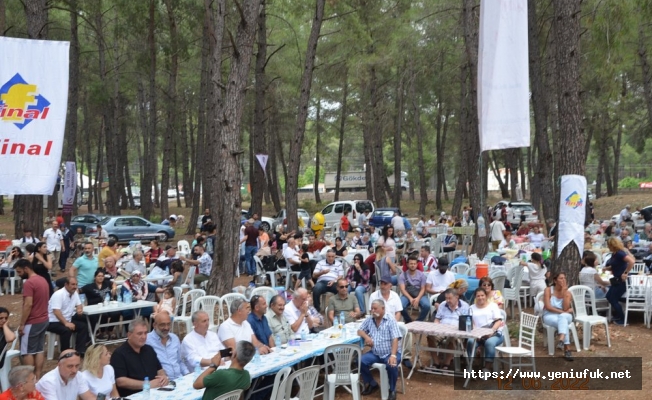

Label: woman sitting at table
[81,344,120,399]
[580,251,609,299]
[527,225,546,248]
[604,237,634,325]
[333,237,348,257]
[146,239,164,264]
[0,246,24,289]
[81,269,120,340]
[121,270,153,319]
[498,231,516,251]
[467,288,504,371]
[124,250,147,276]
[374,246,398,285]
[427,287,470,370]
[542,272,574,360]
[346,253,371,311]
[516,222,529,237]
[521,252,548,302]
[475,276,504,309]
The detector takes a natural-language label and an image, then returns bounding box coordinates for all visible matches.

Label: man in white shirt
[283,237,301,271]
[36,349,95,400]
[358,209,370,230]
[368,276,403,321]
[284,288,315,336]
[42,221,65,272]
[419,246,437,272]
[312,250,344,311]
[425,258,456,297]
[46,277,89,356]
[391,212,405,232]
[619,205,632,224]
[180,310,225,371]
[217,298,269,354]
[181,244,212,285]
[415,216,429,238]
[489,217,506,251]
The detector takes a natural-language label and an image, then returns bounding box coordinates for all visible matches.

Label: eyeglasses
[481,283,492,287]
[58,351,80,361]
[338,286,347,289]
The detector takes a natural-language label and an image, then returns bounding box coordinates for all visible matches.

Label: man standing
[247,295,275,348]
[241,219,259,276]
[358,299,403,400]
[284,288,315,336]
[20,228,39,245]
[425,258,456,297]
[368,276,403,321]
[180,311,226,372]
[312,250,344,312]
[201,208,213,232]
[358,209,370,230]
[146,311,188,380]
[547,219,558,241]
[391,212,405,233]
[217,299,269,353]
[327,278,361,324]
[46,277,89,357]
[266,295,293,345]
[36,349,95,400]
[398,256,429,322]
[69,242,98,288]
[42,221,64,273]
[111,319,169,397]
[181,244,212,285]
[193,341,255,400]
[490,217,506,251]
[14,259,49,378]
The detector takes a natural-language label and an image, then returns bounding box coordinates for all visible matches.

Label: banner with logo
[478,0,530,152]
[0,37,69,195]
[62,161,76,213]
[557,175,586,257]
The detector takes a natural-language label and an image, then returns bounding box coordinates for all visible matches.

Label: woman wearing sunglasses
[346,253,370,311]
[81,344,119,399]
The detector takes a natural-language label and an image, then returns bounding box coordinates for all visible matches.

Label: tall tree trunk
[392,64,405,208]
[369,66,388,207]
[286,0,326,231]
[251,1,268,217]
[314,101,322,203]
[83,90,93,213]
[453,60,469,217]
[63,0,79,221]
[266,111,282,210]
[490,152,509,198]
[552,0,585,284]
[638,16,652,128]
[181,95,192,207]
[508,149,519,201]
[334,67,348,202]
[612,119,622,195]
[141,0,157,219]
[208,0,262,295]
[442,112,450,201]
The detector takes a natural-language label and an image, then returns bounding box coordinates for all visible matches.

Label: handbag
[609,276,624,286]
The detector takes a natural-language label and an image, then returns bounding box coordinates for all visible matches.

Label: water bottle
[465,314,472,332]
[79,294,86,306]
[117,292,122,303]
[340,311,346,326]
[142,377,150,399]
[275,334,282,347]
[253,348,260,363]
[333,316,339,329]
[634,233,640,243]
[194,362,201,378]
[104,293,110,306]
[477,215,486,238]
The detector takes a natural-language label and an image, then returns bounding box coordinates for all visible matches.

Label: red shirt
[0,389,45,400]
[340,215,350,231]
[244,225,259,247]
[23,275,50,325]
[364,253,376,277]
[308,241,327,253]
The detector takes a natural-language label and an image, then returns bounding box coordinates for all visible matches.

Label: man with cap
[240,219,259,276]
[36,349,95,400]
[441,227,458,254]
[368,274,403,321]
[154,244,179,269]
[181,245,212,285]
[350,228,363,248]
[425,257,456,297]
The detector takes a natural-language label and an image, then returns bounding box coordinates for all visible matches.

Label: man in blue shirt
[357,299,403,400]
[146,311,188,380]
[247,295,274,347]
[70,242,99,287]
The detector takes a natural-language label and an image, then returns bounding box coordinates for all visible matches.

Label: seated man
[418,245,437,272]
[312,250,344,312]
[193,340,255,400]
[181,310,226,371]
[327,278,361,324]
[425,258,456,298]
[218,298,270,354]
[146,311,188,380]
[266,295,293,344]
[399,255,430,322]
[442,228,458,253]
[181,244,212,284]
[46,277,89,357]
[36,349,94,400]
[368,276,403,321]
[427,288,470,369]
[247,295,275,347]
[284,288,315,336]
[358,299,403,400]
[111,319,169,397]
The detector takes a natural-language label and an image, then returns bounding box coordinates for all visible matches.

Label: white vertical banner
[478,0,530,152]
[256,154,268,177]
[0,37,69,194]
[63,161,76,213]
[557,175,587,257]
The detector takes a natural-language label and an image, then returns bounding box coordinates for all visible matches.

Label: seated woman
[498,231,516,250]
[516,222,529,237]
[333,237,348,258]
[81,344,119,398]
[476,277,504,309]
[467,288,504,372]
[542,272,574,361]
[123,250,147,276]
[121,271,153,319]
[580,251,609,299]
[0,247,24,289]
[427,288,469,369]
[80,269,120,340]
[346,253,371,311]
[145,240,164,264]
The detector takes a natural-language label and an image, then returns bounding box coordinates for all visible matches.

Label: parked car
[492,200,538,226]
[320,200,375,229]
[69,214,107,235]
[99,216,175,243]
[271,208,311,231]
[195,210,273,231]
[368,207,412,230]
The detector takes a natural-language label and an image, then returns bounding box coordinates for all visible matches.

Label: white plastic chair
[269,366,292,400]
[503,266,524,319]
[578,272,611,321]
[220,293,247,322]
[177,240,191,258]
[535,292,581,355]
[632,263,646,274]
[172,289,205,335]
[285,365,320,400]
[489,270,508,294]
[466,267,476,277]
[45,331,75,361]
[624,275,651,327]
[495,312,539,372]
[323,344,361,400]
[181,266,196,290]
[0,332,19,391]
[250,286,279,304]
[568,285,611,350]
[450,263,469,275]
[213,389,243,400]
[194,295,221,332]
[371,323,408,398]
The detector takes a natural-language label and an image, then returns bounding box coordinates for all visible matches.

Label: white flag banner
[0,37,69,194]
[557,175,587,257]
[478,0,530,152]
[63,161,76,212]
[256,154,268,177]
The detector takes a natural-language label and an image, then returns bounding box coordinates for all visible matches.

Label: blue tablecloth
[455,274,479,301]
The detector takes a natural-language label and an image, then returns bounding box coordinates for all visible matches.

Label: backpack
[261,255,277,272]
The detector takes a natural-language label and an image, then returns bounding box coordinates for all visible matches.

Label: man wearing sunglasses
[36,349,95,400]
[327,278,361,324]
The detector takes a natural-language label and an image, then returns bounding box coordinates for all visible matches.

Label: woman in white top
[520,252,548,301]
[377,225,397,261]
[467,288,504,372]
[498,231,515,250]
[81,344,119,398]
[580,251,609,299]
[527,225,546,248]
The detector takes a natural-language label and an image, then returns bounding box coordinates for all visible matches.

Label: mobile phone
[96,394,106,400]
[158,387,175,391]
[219,348,233,358]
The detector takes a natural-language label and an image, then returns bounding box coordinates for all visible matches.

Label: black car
[69,214,107,235]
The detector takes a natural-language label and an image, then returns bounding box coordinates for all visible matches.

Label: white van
[320,200,375,229]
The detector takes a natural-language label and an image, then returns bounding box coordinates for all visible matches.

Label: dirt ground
[0,192,651,398]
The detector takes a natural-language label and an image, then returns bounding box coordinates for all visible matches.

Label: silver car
[272,208,311,231]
